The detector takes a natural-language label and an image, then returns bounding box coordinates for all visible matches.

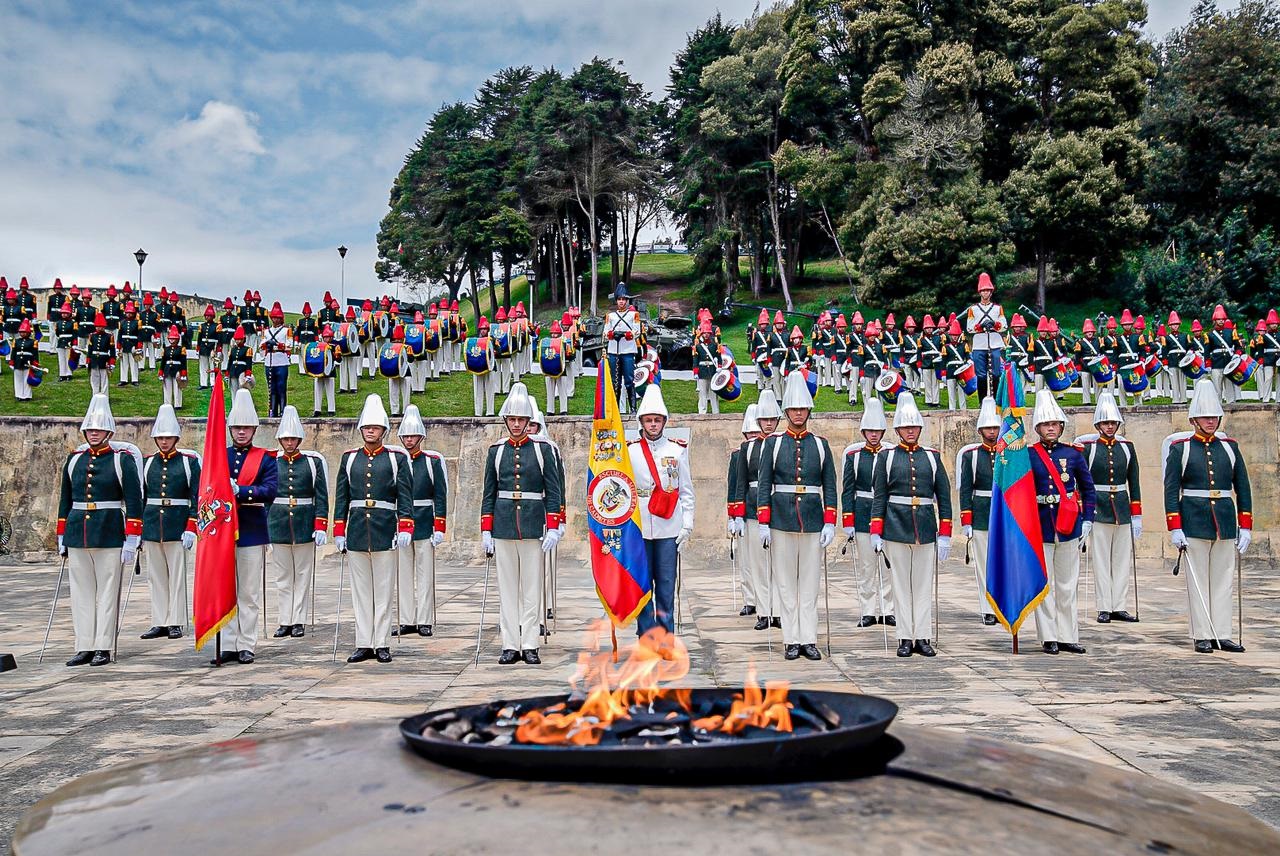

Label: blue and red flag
[585,359,651,628]
[985,362,1048,636]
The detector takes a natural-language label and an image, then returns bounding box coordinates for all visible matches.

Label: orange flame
[515,621,792,746]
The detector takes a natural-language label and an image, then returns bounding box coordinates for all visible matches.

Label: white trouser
[348,549,396,649]
[340,359,359,392]
[770,530,820,646]
[163,376,183,408]
[1033,539,1081,643]
[314,377,335,413]
[117,352,138,384]
[143,540,186,627]
[1211,368,1238,403]
[363,341,379,377]
[225,544,265,653]
[1184,537,1236,640]
[57,347,71,377]
[833,362,846,392]
[90,368,110,394]
[272,542,315,625]
[846,366,860,404]
[148,342,160,369]
[816,356,831,388]
[68,547,122,652]
[756,365,771,392]
[498,358,513,393]
[1257,365,1276,403]
[220,347,230,370]
[972,529,990,615]
[902,365,918,394]
[946,379,969,411]
[1089,522,1132,614]
[388,377,410,415]
[884,541,934,641]
[397,540,437,626]
[1169,366,1186,404]
[1079,372,1095,404]
[411,359,426,392]
[925,368,940,405]
[472,373,495,416]
[496,538,543,651]
[856,532,894,617]
[744,519,774,613]
[696,378,719,414]
[859,375,873,405]
[199,354,214,386]
[545,375,569,414]
[12,368,30,400]
[770,369,785,402]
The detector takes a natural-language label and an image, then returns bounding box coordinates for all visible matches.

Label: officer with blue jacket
[1027,389,1096,655]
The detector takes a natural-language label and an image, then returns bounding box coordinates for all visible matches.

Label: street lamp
[338,245,347,307]
[134,248,147,293]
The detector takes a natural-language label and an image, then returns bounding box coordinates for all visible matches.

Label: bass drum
[335,322,360,355]
[404,324,425,357]
[304,342,335,378]
[465,337,494,375]
[710,367,742,401]
[379,343,409,378]
[540,337,564,378]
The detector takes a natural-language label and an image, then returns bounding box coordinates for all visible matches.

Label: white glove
[843,525,854,539]
[759,524,772,549]
[1237,528,1252,555]
[676,527,692,551]
[541,528,562,554]
[871,534,884,553]
[181,530,196,550]
[430,531,444,547]
[57,535,66,557]
[335,535,347,553]
[1081,521,1093,540]
[727,519,739,538]
[962,524,973,539]
[937,535,951,562]
[819,523,835,548]
[313,529,328,547]
[1131,516,1142,541]
[120,534,139,566]
[1171,528,1188,550]
[396,531,412,549]
[482,531,494,556]
[229,478,240,497]
[557,522,566,536]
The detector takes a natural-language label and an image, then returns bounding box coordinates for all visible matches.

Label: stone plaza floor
[1,546,1278,848]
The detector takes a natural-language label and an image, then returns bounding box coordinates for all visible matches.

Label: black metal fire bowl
[400,689,900,785]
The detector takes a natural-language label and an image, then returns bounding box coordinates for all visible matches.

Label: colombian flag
[985,362,1049,636]
[192,369,240,650]
[586,359,651,627]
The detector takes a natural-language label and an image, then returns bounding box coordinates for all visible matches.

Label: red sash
[639,439,679,519]
[1032,444,1080,536]
[235,446,268,488]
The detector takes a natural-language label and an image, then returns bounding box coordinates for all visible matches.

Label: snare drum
[955,360,979,396]
[336,322,360,355]
[1057,356,1080,385]
[1225,353,1258,386]
[27,364,45,387]
[801,366,818,399]
[875,369,905,404]
[1178,350,1207,380]
[1119,362,1148,393]
[1143,353,1163,379]
[710,367,742,401]
[0,340,9,357]
[1085,355,1114,384]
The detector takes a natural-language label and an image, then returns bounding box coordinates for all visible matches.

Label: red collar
[898,442,919,452]
[981,442,998,452]
[361,445,385,457]
[281,451,302,462]
[507,435,529,447]
[864,444,882,454]
[785,427,810,439]
[1193,431,1215,443]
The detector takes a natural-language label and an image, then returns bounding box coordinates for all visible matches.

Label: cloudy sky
[0,0,1232,308]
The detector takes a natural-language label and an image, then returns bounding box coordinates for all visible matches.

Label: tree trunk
[766,171,793,311]
[1036,234,1048,311]
[610,207,620,290]
[486,255,499,317]
[502,255,512,310]
[468,265,482,320]
[548,230,559,307]
[819,202,858,302]
[564,219,578,309]
[588,194,599,315]
[625,199,644,284]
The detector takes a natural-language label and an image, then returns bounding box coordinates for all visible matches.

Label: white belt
[497,490,543,501]
[146,498,190,507]
[747,481,759,489]
[413,499,435,508]
[855,490,874,499]
[973,490,992,498]
[240,502,265,508]
[1094,485,1128,494]
[888,495,933,506]
[272,497,313,506]
[353,499,397,511]
[1182,489,1233,500]
[71,501,122,510]
[774,484,821,495]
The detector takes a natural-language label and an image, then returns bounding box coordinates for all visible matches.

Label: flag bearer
[731,391,783,629]
[727,404,758,618]
[56,394,143,667]
[1077,392,1141,625]
[869,392,951,658]
[1164,378,1252,653]
[139,404,200,641]
[757,372,836,662]
[528,404,565,629]
[216,389,278,665]
[393,404,448,639]
[480,383,564,665]
[956,396,1001,625]
[268,406,329,640]
[334,394,414,664]
[628,384,695,637]
[1027,389,1096,655]
[841,397,895,628]
[693,320,720,415]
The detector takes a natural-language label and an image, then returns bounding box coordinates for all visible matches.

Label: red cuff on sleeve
[398,518,414,534]
[842,512,854,529]
[757,507,771,526]
[333,520,346,537]
[1239,511,1253,529]
[823,507,835,525]
[960,510,973,526]
[1130,501,1142,516]
[56,518,66,536]
[125,518,142,537]
[313,517,328,531]
[545,513,559,530]
[481,514,493,533]
[869,517,884,536]
[186,518,198,534]
[434,518,447,534]
[1165,512,1181,531]
[938,520,953,537]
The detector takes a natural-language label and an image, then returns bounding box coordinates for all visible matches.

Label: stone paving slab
[0,545,1278,850]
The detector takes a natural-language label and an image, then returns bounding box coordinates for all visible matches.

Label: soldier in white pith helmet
[841,396,895,628]
[268,406,329,640]
[139,404,201,642]
[955,396,1001,625]
[392,404,448,639]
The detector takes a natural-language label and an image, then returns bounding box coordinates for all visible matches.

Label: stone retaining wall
[2,406,1274,565]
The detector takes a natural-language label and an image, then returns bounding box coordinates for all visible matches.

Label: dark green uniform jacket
[1079,436,1140,525]
[481,435,564,540]
[869,443,952,544]
[334,445,414,552]
[57,445,143,548]
[756,428,836,533]
[840,442,884,533]
[956,442,997,531]
[407,449,449,541]
[142,449,201,542]
[1164,432,1252,541]
[729,437,767,522]
[269,451,330,544]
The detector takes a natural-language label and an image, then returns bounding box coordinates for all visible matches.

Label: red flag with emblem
[193,368,239,650]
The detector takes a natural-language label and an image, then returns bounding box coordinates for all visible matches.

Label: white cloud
[159,100,267,162]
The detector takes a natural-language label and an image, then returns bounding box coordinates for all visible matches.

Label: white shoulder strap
[954,443,979,484]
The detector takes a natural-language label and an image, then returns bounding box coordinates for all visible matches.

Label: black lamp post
[134,248,147,293]
[338,245,347,307]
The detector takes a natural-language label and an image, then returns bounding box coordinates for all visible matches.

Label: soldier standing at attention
[1027,389,1096,654]
[1074,319,1105,406]
[87,312,114,396]
[956,396,1002,625]
[943,318,971,412]
[100,284,122,335]
[757,372,837,661]
[899,316,919,394]
[74,286,96,352]
[468,316,497,417]
[159,325,187,410]
[1203,304,1242,404]
[268,406,329,640]
[480,383,564,665]
[45,277,66,327]
[139,292,160,370]
[295,302,318,376]
[312,325,339,417]
[218,297,239,371]
[115,301,143,387]
[782,325,810,380]
[846,312,867,405]
[139,404,200,642]
[693,320,721,415]
[8,319,38,401]
[1077,392,1141,625]
[1252,309,1280,403]
[750,309,772,394]
[215,389,278,665]
[227,327,254,390]
[1164,378,1251,653]
[869,392,951,657]
[727,404,757,618]
[764,310,787,401]
[56,394,143,666]
[841,397,894,628]
[731,392,783,629]
[334,394,414,664]
[603,284,642,412]
[261,302,292,419]
[196,305,220,388]
[831,314,851,395]
[393,404,448,639]
[54,300,76,381]
[965,273,1006,399]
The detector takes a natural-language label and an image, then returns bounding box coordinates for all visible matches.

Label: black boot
[1110,611,1139,622]
[1042,642,1059,655]
[800,644,822,661]
[1217,639,1245,653]
[896,641,913,658]
[375,648,392,663]
[857,615,878,628]
[982,613,997,626]
[739,605,757,616]
[1096,611,1111,623]
[167,626,183,639]
[883,615,896,627]
[237,651,255,664]
[754,617,770,631]
[914,640,936,657]
[291,624,305,637]
[418,624,432,637]
[347,647,375,663]
[783,644,801,661]
[66,651,93,667]
[522,649,541,665]
[90,650,111,666]
[498,649,521,665]
[272,625,292,638]
[140,625,169,639]
[1058,642,1087,654]
[1194,639,1213,653]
